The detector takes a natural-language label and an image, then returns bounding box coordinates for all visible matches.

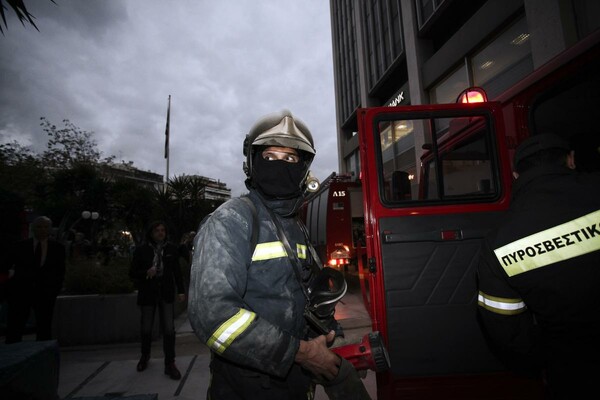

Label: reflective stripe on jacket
[477,166,600,381]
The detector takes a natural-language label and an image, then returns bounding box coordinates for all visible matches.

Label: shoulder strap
[296,218,324,273]
[263,206,311,303]
[240,195,259,255]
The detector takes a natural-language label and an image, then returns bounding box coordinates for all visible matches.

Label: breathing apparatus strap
[264,206,311,303]
[264,206,333,335]
[296,218,324,272]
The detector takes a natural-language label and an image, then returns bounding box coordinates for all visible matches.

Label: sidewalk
[57,282,377,399]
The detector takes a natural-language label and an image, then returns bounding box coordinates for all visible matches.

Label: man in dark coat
[477,133,600,399]
[129,221,186,380]
[4,216,65,343]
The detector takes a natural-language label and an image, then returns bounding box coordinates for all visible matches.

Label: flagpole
[164,95,171,191]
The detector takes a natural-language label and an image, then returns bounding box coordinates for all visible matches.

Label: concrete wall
[52,293,186,346]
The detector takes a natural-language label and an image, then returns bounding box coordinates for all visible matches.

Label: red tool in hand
[306,267,391,372]
[331,331,390,372]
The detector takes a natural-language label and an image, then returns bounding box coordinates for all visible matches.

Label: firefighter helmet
[243,110,316,178]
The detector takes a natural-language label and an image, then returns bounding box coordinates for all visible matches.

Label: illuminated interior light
[408,174,415,180]
[479,60,494,70]
[511,33,530,45]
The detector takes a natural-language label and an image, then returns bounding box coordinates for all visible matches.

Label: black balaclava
[251,149,309,199]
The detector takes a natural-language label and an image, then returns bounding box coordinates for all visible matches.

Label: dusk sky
[0,0,338,196]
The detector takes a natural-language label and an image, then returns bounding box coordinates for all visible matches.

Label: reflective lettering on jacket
[207,308,256,354]
[251,241,307,261]
[478,291,527,315]
[494,209,600,277]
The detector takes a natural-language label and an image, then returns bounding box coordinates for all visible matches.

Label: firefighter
[188,110,352,399]
[477,133,600,399]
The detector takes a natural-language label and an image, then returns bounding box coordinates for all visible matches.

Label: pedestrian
[4,216,66,343]
[476,133,600,399]
[129,221,186,380]
[178,231,195,266]
[188,110,370,399]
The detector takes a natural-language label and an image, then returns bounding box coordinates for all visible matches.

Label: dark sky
[0,0,338,196]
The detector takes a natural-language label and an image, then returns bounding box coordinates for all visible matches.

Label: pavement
[56,278,377,400]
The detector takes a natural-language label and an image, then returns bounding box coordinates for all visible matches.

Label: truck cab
[356,29,599,399]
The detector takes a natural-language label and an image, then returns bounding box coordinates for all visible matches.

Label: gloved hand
[319,357,372,400]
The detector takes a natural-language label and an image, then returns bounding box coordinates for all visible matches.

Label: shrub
[63,256,135,295]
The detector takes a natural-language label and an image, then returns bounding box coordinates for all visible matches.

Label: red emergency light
[328,258,350,266]
[456,87,488,104]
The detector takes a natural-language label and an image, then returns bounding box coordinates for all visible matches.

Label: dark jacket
[477,166,600,396]
[188,190,317,379]
[6,238,65,298]
[130,240,185,306]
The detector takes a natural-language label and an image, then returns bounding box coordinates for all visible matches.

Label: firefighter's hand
[295,330,340,381]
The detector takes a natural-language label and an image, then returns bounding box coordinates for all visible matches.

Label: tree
[47,163,110,240]
[159,174,222,241]
[108,180,157,245]
[0,140,46,208]
[40,117,114,169]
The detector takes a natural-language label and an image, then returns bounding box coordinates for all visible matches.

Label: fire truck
[335,29,599,399]
[301,172,364,269]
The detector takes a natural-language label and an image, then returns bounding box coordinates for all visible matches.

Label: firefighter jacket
[477,166,600,391]
[188,190,315,378]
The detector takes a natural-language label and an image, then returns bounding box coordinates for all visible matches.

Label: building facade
[100,162,164,190]
[99,165,231,203]
[330,0,600,178]
[188,175,232,202]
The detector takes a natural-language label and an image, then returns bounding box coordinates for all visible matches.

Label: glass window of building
[531,56,600,172]
[333,0,360,124]
[363,0,404,90]
[346,150,360,179]
[430,63,468,104]
[390,0,403,56]
[471,17,533,99]
[430,16,534,106]
[416,0,445,28]
[572,0,600,39]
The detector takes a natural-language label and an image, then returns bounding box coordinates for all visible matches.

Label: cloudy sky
[0,0,338,197]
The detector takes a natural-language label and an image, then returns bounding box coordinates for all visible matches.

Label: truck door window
[376,112,499,205]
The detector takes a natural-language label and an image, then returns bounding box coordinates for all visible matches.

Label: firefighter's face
[261,147,300,163]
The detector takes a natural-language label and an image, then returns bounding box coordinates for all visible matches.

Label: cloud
[0,0,337,196]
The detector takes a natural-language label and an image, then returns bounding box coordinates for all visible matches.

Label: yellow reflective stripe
[297,244,307,259]
[252,241,286,261]
[207,308,256,354]
[494,209,600,277]
[477,291,527,315]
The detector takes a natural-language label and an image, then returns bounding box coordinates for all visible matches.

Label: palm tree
[0,0,54,34]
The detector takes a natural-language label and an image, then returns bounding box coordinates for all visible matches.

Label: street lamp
[81,211,99,220]
[81,210,100,250]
